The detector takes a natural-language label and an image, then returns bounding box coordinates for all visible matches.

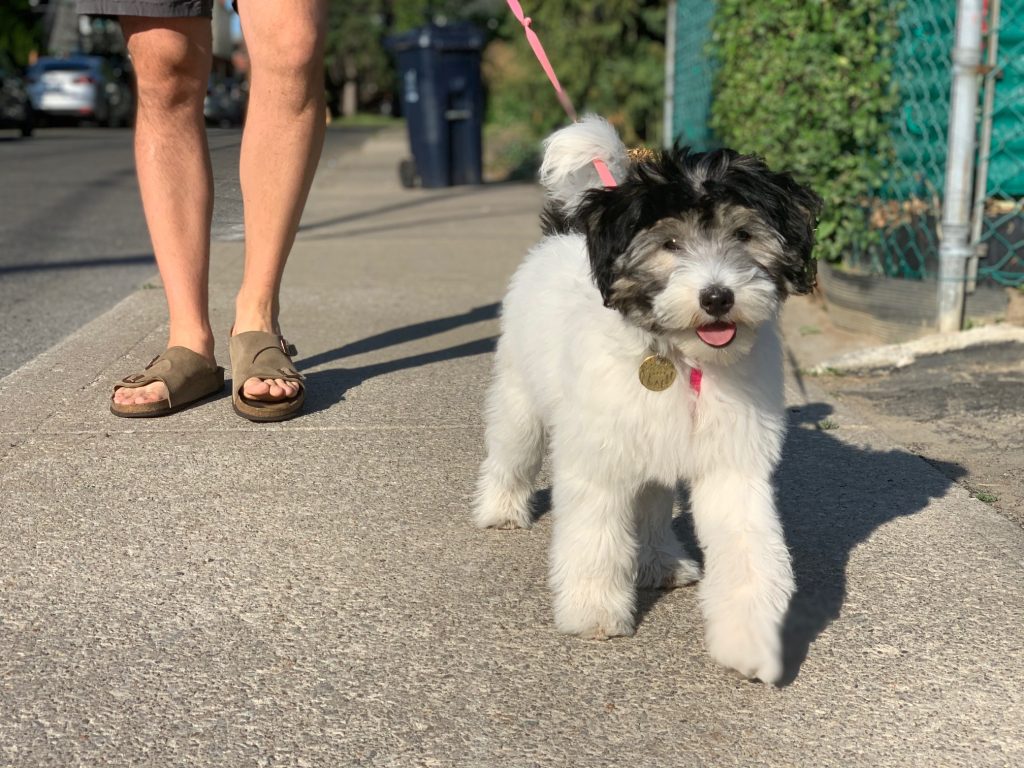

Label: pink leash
[506,2,703,396]
[506,1,618,188]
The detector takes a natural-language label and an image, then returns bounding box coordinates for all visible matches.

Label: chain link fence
[860,1,952,281]
[973,0,1024,288]
[671,0,1024,291]
[669,0,715,152]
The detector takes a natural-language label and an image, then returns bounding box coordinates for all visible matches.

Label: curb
[809,323,1024,374]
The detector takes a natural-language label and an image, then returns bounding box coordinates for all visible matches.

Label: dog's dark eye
[663,239,680,251]
[735,229,752,242]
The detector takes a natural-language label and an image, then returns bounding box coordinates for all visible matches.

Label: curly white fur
[539,115,630,212]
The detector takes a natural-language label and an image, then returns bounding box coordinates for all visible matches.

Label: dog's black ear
[573,186,645,307]
[766,172,822,295]
[721,156,823,296]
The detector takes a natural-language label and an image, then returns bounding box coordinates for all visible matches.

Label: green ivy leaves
[709,0,899,262]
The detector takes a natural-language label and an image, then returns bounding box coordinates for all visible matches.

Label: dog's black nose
[699,286,735,317]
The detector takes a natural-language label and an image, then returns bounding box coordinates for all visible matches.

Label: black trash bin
[387,23,485,188]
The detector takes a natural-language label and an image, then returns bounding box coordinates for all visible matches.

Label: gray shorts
[76,0,215,18]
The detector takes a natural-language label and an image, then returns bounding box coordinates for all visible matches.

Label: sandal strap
[229,331,306,388]
[113,347,223,408]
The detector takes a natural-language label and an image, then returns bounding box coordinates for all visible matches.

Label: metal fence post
[938,0,983,332]
[967,0,1001,294]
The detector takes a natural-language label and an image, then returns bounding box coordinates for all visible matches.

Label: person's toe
[243,376,271,399]
[114,381,167,406]
[241,376,301,401]
[268,378,292,399]
[144,385,167,403]
[145,383,167,404]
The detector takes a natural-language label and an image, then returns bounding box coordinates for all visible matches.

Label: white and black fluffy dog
[473,117,821,684]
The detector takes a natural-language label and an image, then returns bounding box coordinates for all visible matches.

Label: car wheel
[96,99,111,127]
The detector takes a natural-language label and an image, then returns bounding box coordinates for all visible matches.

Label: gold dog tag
[639,355,676,391]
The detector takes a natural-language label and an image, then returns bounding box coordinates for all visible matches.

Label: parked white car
[26,55,133,127]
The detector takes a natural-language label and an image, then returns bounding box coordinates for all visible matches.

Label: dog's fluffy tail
[539,115,629,212]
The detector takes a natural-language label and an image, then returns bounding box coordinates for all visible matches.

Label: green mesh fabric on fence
[977,0,1024,286]
[868,0,1023,287]
[887,5,952,200]
[671,0,716,150]
[989,0,1024,197]
[860,1,954,280]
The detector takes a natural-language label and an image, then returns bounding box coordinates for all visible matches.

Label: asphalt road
[0,125,375,379]
[813,340,1024,527]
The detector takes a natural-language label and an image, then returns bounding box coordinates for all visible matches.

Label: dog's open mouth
[695,321,737,348]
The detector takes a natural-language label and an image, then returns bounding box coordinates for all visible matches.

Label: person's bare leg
[232,0,326,402]
[114,17,214,406]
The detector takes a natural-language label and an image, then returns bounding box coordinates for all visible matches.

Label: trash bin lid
[386,22,485,53]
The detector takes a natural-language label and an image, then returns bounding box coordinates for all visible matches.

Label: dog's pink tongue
[696,322,737,347]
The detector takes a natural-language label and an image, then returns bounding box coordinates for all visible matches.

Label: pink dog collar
[690,368,703,395]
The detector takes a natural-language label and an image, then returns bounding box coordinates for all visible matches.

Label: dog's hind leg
[690,471,794,684]
[473,367,544,530]
[548,467,637,639]
[634,483,702,589]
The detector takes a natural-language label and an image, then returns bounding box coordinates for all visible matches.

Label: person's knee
[127,24,208,112]
[254,23,323,82]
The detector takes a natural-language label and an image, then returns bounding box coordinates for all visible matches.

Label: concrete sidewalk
[1,128,1022,767]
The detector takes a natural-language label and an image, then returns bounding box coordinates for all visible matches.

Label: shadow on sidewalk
[641,402,962,684]
[296,206,540,242]
[298,303,500,414]
[297,187,482,235]
[777,402,963,684]
[0,253,154,275]
[299,303,498,369]
[303,338,496,413]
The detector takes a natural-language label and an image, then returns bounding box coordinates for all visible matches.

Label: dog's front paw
[472,500,533,530]
[705,617,783,684]
[638,555,702,589]
[553,592,635,640]
[556,611,635,640]
[473,480,534,530]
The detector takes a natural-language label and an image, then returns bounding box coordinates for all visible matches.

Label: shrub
[709,0,899,261]
[0,1,43,67]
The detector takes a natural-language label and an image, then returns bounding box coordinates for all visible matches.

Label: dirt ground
[781,293,1024,528]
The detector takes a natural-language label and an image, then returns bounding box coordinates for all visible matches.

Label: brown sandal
[228,331,305,422]
[111,347,225,418]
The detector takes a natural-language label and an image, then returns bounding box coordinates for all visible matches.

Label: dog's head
[563,147,821,365]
